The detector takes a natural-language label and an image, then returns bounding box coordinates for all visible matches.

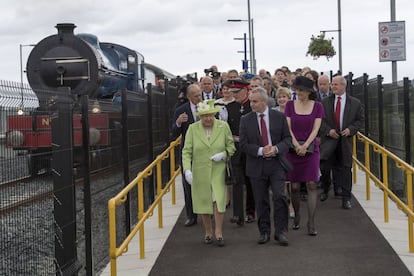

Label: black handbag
[289,141,314,154]
[225,159,234,185]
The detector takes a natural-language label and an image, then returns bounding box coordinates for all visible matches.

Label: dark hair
[308,90,317,101]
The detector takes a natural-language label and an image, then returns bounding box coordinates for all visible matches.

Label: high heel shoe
[204,235,213,244]
[216,237,225,247]
[292,214,300,230]
[307,222,317,236]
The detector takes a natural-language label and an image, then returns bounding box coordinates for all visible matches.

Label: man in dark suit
[319,76,364,209]
[171,84,202,226]
[224,79,255,226]
[239,87,292,245]
[200,76,219,100]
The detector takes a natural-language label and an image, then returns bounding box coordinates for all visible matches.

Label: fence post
[121,89,131,234]
[80,95,93,276]
[363,73,369,136]
[147,84,155,203]
[403,77,411,165]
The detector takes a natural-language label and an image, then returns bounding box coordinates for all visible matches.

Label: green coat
[182,119,235,214]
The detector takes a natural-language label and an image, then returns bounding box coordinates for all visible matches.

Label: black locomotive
[8,23,194,175]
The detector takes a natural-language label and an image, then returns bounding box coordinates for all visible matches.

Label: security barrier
[353,132,414,252]
[108,136,182,276]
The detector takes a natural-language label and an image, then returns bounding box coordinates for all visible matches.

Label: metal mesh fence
[1,80,55,275]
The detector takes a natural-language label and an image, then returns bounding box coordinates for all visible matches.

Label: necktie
[206,93,210,100]
[259,114,269,146]
[335,96,341,130]
[292,92,296,100]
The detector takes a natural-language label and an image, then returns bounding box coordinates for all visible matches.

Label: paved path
[100,169,414,275]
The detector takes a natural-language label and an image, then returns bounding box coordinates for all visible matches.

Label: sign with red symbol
[378,21,405,62]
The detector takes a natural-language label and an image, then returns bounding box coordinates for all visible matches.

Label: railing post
[364,140,371,200]
[138,178,145,259]
[108,199,117,276]
[406,171,414,252]
[382,152,389,222]
[157,162,163,228]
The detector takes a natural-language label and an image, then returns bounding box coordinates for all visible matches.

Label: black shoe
[320,192,328,202]
[184,218,197,226]
[334,190,343,199]
[342,200,352,209]
[292,214,300,230]
[230,216,244,226]
[274,232,289,246]
[226,201,231,209]
[216,237,225,247]
[257,233,270,244]
[245,215,255,223]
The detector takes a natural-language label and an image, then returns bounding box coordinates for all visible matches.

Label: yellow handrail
[108,136,182,276]
[353,132,414,252]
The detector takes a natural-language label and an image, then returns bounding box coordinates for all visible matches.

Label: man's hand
[328,129,340,139]
[184,170,193,185]
[263,145,276,158]
[340,128,351,137]
[176,112,188,127]
[210,152,226,162]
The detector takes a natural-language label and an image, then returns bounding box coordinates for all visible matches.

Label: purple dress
[285,100,324,182]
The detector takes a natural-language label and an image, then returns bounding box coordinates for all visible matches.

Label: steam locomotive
[6,23,193,175]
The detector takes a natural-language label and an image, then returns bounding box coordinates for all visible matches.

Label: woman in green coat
[182,99,235,247]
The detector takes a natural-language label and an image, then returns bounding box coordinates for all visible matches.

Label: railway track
[0,164,124,217]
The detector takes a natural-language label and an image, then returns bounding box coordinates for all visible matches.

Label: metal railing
[352,132,414,252]
[108,136,182,276]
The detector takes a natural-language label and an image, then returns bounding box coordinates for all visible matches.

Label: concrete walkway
[100,168,414,275]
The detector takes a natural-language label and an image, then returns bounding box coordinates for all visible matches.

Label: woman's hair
[276,87,291,99]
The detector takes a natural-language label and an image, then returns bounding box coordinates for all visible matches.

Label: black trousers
[231,147,246,220]
[320,142,352,200]
[249,160,288,235]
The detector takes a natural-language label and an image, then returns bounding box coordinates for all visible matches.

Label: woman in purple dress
[285,76,324,236]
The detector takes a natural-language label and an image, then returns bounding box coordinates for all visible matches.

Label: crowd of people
[171,65,364,247]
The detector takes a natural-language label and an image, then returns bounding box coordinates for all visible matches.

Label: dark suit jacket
[319,94,364,167]
[171,102,195,148]
[239,109,292,177]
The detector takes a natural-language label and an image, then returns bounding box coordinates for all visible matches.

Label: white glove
[218,107,228,121]
[184,170,193,185]
[210,152,226,162]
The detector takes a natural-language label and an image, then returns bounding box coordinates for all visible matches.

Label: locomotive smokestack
[55,23,76,36]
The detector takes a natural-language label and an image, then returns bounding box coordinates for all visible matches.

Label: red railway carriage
[7,113,109,149]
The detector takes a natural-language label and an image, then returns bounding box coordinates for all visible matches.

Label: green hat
[195,99,221,116]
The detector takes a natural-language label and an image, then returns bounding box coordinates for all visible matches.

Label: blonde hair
[276,87,291,99]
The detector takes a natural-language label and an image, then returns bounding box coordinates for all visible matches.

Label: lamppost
[19,43,36,115]
[233,33,248,72]
[228,19,256,74]
[319,0,342,74]
[227,0,256,75]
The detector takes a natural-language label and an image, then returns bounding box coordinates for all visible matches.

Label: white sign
[378,21,406,62]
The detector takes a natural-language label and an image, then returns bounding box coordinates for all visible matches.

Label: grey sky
[0,0,412,83]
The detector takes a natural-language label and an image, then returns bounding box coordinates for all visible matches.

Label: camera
[204,68,214,74]
[281,80,289,88]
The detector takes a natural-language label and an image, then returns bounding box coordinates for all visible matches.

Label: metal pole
[251,18,256,75]
[19,44,24,110]
[247,0,253,73]
[337,0,343,74]
[243,33,248,72]
[391,0,397,83]
[19,44,23,86]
